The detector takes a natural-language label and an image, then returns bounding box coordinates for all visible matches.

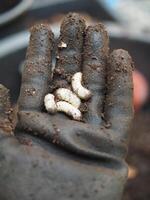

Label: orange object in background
[133,70,149,111]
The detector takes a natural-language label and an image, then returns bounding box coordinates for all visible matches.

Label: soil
[123,112,150,200]
[17,135,33,146]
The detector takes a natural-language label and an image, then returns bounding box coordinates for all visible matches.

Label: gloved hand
[0,13,134,200]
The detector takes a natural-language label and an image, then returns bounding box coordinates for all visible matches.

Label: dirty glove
[0,13,134,200]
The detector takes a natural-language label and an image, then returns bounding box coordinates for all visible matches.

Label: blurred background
[0,0,150,199]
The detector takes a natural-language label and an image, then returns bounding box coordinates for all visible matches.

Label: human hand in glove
[0,13,134,200]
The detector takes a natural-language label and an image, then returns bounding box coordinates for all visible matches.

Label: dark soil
[123,112,150,200]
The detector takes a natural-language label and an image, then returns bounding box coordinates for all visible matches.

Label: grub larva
[71,72,92,100]
[44,94,57,114]
[55,88,81,108]
[56,101,82,121]
[44,72,92,120]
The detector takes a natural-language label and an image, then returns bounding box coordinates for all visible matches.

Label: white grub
[56,101,82,121]
[58,41,67,48]
[44,94,57,114]
[55,88,81,108]
[72,72,92,100]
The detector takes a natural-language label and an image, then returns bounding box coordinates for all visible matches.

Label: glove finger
[82,24,109,125]
[0,84,13,135]
[104,49,134,139]
[53,13,85,90]
[18,23,54,111]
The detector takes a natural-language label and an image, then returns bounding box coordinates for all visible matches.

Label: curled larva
[44,94,57,114]
[56,101,82,121]
[55,88,81,108]
[71,72,92,100]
